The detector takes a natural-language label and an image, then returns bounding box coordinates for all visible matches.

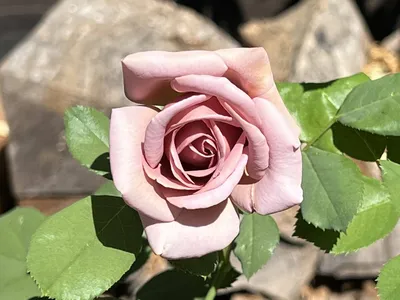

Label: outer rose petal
[140,200,240,259]
[230,98,303,214]
[110,106,181,222]
[171,74,261,127]
[216,47,300,135]
[122,51,227,105]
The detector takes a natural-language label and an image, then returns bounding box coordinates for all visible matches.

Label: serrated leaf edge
[26,198,135,300]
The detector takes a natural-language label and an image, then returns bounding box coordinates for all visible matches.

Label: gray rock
[382,29,400,55]
[224,242,320,300]
[240,0,371,82]
[318,221,400,279]
[0,1,56,59]
[0,0,239,199]
[236,0,298,20]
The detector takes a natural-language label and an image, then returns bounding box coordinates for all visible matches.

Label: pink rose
[110,48,302,259]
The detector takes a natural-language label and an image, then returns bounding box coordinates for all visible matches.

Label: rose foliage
[1,48,399,300]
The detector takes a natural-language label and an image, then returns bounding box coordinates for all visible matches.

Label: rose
[110,48,303,259]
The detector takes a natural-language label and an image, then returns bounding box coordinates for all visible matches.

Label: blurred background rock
[0,0,399,299]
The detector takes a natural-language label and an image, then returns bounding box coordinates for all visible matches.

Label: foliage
[0,72,398,300]
[0,208,45,300]
[233,214,279,279]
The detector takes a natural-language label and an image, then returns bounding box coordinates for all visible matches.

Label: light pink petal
[166,97,236,134]
[207,120,228,163]
[222,102,269,181]
[217,121,243,151]
[143,159,198,191]
[181,143,215,165]
[175,121,215,168]
[171,75,261,127]
[144,93,210,168]
[199,133,246,193]
[110,106,181,221]
[162,154,248,209]
[216,47,300,135]
[230,98,302,215]
[164,132,198,188]
[140,200,240,259]
[186,166,217,177]
[122,51,227,105]
[175,122,214,154]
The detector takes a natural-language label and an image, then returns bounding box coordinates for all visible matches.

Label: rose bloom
[110,48,302,259]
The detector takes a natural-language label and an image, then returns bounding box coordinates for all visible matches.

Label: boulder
[225,242,320,300]
[382,29,400,55]
[240,0,372,82]
[0,0,239,200]
[318,222,400,279]
[236,0,299,20]
[0,0,56,60]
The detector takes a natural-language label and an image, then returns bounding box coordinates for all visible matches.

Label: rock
[121,253,170,300]
[0,96,8,149]
[18,198,80,215]
[236,0,299,20]
[318,221,400,279]
[363,44,399,80]
[382,29,400,55]
[231,294,266,300]
[224,242,320,300]
[0,0,239,200]
[271,205,305,245]
[240,0,371,82]
[0,1,56,60]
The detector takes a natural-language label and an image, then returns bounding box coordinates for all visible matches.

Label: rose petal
[207,120,228,163]
[171,75,261,127]
[165,131,198,188]
[216,47,300,135]
[175,121,214,154]
[143,159,198,191]
[230,98,302,215]
[198,133,246,193]
[144,93,210,168]
[186,166,217,177]
[222,102,269,180]
[175,121,215,168]
[162,154,248,209]
[140,200,240,259]
[166,97,236,135]
[110,106,181,221]
[122,51,227,105]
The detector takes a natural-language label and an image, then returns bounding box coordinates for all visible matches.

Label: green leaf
[136,270,207,300]
[381,160,400,215]
[387,137,400,164]
[170,252,219,277]
[233,214,279,279]
[312,128,342,154]
[64,106,111,176]
[294,211,339,252]
[329,123,386,161]
[331,176,397,254]
[301,147,364,231]
[377,255,400,300]
[0,208,45,300]
[338,73,400,136]
[27,181,143,300]
[278,73,370,143]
